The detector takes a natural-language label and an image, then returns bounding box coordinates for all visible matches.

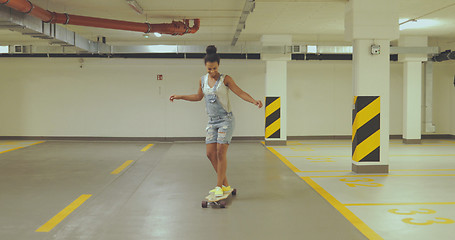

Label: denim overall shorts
[204,76,235,144]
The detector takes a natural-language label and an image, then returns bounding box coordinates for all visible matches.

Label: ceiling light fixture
[126,0,144,15]
[154,32,162,38]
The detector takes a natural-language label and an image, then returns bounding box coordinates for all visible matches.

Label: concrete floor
[0,140,366,240]
[268,139,455,240]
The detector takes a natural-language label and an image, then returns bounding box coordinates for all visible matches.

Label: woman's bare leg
[216,143,229,187]
[206,143,228,186]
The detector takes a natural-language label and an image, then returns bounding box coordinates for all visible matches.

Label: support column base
[265,140,287,146]
[403,139,421,144]
[352,163,389,174]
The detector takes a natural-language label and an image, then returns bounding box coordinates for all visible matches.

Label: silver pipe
[424,61,436,133]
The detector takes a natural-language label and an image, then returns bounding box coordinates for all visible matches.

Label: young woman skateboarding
[170,45,263,197]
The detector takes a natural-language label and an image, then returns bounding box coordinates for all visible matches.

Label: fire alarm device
[157,74,163,80]
[371,44,380,55]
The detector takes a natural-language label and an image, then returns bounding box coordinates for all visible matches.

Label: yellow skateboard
[202,188,237,208]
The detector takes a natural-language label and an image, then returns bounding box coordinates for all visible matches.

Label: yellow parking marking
[0,141,45,154]
[141,144,154,152]
[267,147,301,172]
[0,147,24,154]
[345,202,455,206]
[29,141,45,146]
[36,194,92,232]
[111,160,134,175]
[302,177,383,240]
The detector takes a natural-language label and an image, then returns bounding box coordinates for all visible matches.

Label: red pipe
[1,0,199,35]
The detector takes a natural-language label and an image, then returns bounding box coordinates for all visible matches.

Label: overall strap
[201,74,207,89]
[216,74,225,88]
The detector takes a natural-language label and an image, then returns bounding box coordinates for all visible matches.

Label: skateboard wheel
[220,201,226,208]
[232,189,237,196]
[202,201,208,208]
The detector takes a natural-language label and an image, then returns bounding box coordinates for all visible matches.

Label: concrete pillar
[398,36,428,144]
[345,0,399,173]
[261,35,291,146]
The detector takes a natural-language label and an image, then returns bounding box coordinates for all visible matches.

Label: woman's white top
[202,73,232,113]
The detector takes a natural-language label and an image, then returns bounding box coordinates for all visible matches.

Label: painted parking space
[346,204,455,240]
[266,140,455,240]
[0,140,45,154]
[309,175,455,204]
[269,140,455,175]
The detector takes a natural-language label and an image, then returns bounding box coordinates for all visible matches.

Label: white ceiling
[1,0,455,48]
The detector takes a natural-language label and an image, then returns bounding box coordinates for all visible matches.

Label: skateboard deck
[202,188,237,208]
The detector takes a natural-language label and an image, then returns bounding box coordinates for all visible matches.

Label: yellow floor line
[0,147,24,154]
[302,177,383,240]
[111,160,134,175]
[344,202,455,206]
[36,194,92,232]
[29,141,46,146]
[141,144,154,152]
[267,147,301,172]
[299,170,351,173]
[0,142,45,154]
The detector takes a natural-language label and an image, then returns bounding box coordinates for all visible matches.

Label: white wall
[432,62,455,135]
[288,61,405,136]
[0,58,265,138]
[0,57,453,138]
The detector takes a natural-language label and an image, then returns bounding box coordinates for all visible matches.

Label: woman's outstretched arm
[224,75,263,108]
[170,79,204,102]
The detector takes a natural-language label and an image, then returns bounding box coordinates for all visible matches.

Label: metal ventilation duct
[431,50,455,62]
[232,0,255,46]
[0,5,111,53]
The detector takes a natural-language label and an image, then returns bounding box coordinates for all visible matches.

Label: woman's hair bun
[206,45,217,54]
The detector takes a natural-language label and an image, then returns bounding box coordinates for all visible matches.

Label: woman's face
[205,61,219,78]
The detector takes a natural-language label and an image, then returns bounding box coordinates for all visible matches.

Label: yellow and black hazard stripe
[352,96,380,162]
[265,97,281,139]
